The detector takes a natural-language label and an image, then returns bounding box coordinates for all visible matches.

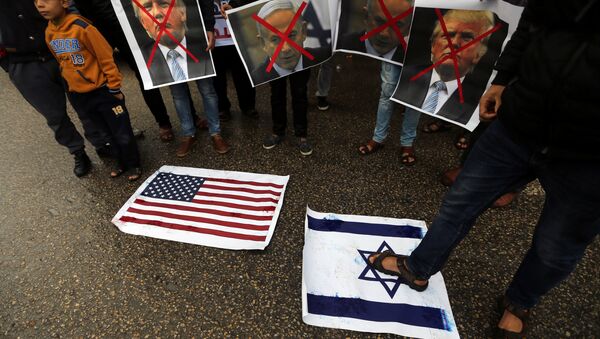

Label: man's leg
[169,83,197,157]
[269,77,288,137]
[504,161,600,309]
[196,79,230,154]
[372,62,401,144]
[405,121,536,279]
[315,59,334,98]
[227,46,256,114]
[290,68,310,139]
[211,46,232,115]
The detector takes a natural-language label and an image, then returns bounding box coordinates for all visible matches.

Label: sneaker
[211,134,230,154]
[298,138,313,156]
[219,110,231,121]
[263,134,283,150]
[73,150,91,177]
[95,143,113,158]
[317,96,330,111]
[176,136,196,158]
[242,108,259,119]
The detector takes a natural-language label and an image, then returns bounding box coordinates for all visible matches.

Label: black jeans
[269,68,310,138]
[68,88,141,170]
[407,120,600,308]
[8,58,110,153]
[212,45,256,113]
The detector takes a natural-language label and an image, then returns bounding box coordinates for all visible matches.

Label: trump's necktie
[422,80,447,113]
[167,49,186,81]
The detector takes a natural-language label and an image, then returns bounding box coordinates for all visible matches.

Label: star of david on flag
[302,208,459,338]
[112,166,289,250]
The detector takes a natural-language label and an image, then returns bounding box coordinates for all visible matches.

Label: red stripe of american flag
[119,216,267,241]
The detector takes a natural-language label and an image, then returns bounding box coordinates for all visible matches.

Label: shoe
[441,166,462,187]
[263,134,283,150]
[95,143,113,158]
[400,146,416,166]
[73,150,91,177]
[132,127,144,138]
[242,108,259,119]
[492,191,519,208]
[158,127,174,142]
[494,296,530,339]
[299,138,313,156]
[176,136,196,157]
[317,96,330,111]
[211,134,230,154]
[368,250,429,292]
[219,110,231,121]
[358,139,384,155]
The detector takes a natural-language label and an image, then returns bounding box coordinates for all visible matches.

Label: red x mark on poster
[251,1,314,73]
[359,0,413,52]
[132,0,200,69]
[410,8,503,103]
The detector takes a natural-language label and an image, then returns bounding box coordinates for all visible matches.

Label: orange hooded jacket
[45,14,121,94]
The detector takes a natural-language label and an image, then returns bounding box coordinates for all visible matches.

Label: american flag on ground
[112,166,289,250]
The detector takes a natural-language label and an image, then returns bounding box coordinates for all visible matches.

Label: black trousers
[269,68,310,138]
[8,58,110,154]
[212,45,256,113]
[68,88,140,170]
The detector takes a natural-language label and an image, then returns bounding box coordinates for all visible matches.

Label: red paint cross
[132,0,200,69]
[359,0,413,52]
[251,1,314,73]
[410,9,503,104]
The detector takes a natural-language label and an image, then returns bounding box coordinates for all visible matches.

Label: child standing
[35,0,142,180]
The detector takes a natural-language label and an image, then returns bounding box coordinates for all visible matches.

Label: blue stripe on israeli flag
[307,215,424,239]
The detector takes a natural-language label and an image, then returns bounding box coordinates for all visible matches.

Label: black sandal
[494,296,530,339]
[126,167,142,182]
[368,250,429,292]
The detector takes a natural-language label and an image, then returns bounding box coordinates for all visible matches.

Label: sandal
[494,296,530,339]
[368,250,429,292]
[358,139,384,155]
[126,167,142,182]
[422,121,451,133]
[159,127,174,142]
[400,146,416,166]
[110,168,124,178]
[454,133,470,150]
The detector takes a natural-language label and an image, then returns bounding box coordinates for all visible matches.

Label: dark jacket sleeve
[199,0,215,32]
[491,3,534,86]
[228,0,259,8]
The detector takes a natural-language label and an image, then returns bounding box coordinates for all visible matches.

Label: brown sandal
[400,146,416,166]
[159,127,174,142]
[422,121,451,133]
[494,296,530,339]
[358,139,384,155]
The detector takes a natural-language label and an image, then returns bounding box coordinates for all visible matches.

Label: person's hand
[206,31,215,51]
[113,92,124,101]
[479,84,505,122]
[220,3,232,19]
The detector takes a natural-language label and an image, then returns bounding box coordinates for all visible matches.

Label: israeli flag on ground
[302,208,459,338]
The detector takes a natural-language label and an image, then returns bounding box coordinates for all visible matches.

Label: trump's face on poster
[134,0,187,48]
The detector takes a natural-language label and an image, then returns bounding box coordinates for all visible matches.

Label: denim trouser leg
[169,83,196,137]
[505,161,600,308]
[400,107,421,147]
[372,62,401,143]
[407,121,535,279]
[316,59,334,97]
[195,78,221,135]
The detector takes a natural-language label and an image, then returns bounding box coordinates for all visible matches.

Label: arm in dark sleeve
[199,0,215,32]
[228,0,258,8]
[491,4,534,85]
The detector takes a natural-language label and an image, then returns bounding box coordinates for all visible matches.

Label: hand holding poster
[226,0,333,87]
[334,0,415,65]
[391,0,523,131]
[110,0,216,89]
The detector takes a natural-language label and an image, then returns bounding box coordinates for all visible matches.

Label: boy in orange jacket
[35,0,142,181]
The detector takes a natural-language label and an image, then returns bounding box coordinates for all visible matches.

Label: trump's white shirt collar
[159,37,189,79]
[424,69,465,113]
[272,57,304,77]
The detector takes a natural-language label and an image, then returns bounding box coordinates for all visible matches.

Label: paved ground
[1,54,598,338]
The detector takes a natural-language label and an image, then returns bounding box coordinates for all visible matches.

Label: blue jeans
[315,59,334,97]
[406,120,600,308]
[373,62,421,147]
[169,79,220,137]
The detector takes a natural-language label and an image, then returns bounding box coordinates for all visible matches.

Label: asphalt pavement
[1,54,598,338]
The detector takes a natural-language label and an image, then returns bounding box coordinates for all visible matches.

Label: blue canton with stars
[140,173,205,202]
[357,241,406,299]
